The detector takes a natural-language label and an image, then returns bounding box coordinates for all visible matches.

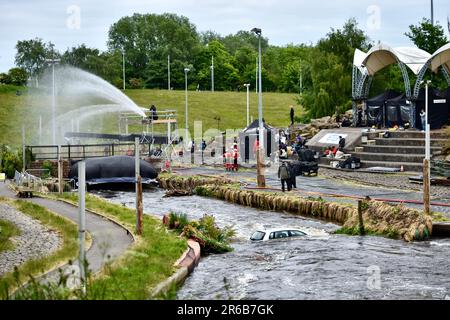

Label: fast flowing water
[98,189,450,300]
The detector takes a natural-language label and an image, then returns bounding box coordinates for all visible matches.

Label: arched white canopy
[430,43,450,73]
[358,43,430,76]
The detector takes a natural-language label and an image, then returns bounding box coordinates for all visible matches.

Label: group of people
[323,136,346,159]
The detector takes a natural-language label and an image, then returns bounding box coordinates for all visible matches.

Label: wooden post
[256,148,266,188]
[358,200,365,235]
[423,158,430,215]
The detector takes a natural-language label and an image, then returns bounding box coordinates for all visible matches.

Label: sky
[0,0,449,72]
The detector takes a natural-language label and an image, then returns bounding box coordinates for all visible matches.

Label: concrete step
[362,145,442,155]
[373,138,447,147]
[366,130,447,140]
[352,152,425,163]
[360,160,423,172]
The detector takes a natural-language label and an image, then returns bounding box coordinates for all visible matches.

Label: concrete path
[0,181,133,277]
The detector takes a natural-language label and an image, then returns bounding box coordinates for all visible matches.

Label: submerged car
[250,229,307,241]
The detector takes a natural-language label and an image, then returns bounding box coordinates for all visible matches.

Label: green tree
[15,38,55,87]
[108,13,201,89]
[405,18,448,54]
[8,67,28,86]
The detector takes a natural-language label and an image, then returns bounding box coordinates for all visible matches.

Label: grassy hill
[0,86,302,147]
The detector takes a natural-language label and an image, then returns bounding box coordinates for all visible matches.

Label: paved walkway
[0,181,133,278]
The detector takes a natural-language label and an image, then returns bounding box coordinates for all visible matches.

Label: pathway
[0,181,133,278]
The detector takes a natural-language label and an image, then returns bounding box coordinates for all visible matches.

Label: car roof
[254,228,306,234]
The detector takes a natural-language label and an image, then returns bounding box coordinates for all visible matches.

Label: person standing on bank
[290,106,295,125]
[278,162,291,192]
[420,109,426,132]
[288,162,297,189]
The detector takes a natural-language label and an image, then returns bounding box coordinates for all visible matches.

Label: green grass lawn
[53,193,187,300]
[0,85,302,147]
[0,218,20,253]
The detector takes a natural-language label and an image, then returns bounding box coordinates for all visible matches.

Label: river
[96,189,450,300]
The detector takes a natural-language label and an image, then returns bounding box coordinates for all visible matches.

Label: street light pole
[423,80,431,215]
[46,46,60,146]
[122,48,126,91]
[184,68,190,144]
[211,56,214,92]
[244,84,250,127]
[251,27,265,187]
[168,54,171,90]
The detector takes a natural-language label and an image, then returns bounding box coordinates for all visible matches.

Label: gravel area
[0,203,61,276]
[319,168,450,200]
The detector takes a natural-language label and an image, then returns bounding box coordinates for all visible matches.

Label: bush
[0,73,11,84]
[0,145,22,178]
[128,78,144,89]
[42,160,53,178]
[8,68,28,86]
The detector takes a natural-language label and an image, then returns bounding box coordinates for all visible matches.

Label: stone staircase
[353,130,447,172]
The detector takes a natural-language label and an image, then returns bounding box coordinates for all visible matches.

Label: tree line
[3,13,448,119]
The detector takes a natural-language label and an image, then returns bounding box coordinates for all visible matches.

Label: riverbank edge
[158,173,433,242]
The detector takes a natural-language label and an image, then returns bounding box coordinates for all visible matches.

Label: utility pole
[135,137,142,235]
[168,54,171,90]
[211,56,214,92]
[22,125,26,173]
[251,27,266,188]
[423,81,431,215]
[78,161,86,293]
[122,48,126,91]
[431,0,434,25]
[255,57,258,94]
[244,84,251,127]
[46,45,60,146]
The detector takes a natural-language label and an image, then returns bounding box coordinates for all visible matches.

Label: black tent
[385,94,414,127]
[69,156,158,187]
[415,87,450,130]
[366,90,402,127]
[239,119,276,161]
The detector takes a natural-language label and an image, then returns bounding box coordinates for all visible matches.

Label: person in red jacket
[233,143,239,171]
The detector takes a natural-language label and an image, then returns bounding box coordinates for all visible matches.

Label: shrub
[0,145,22,178]
[8,68,28,86]
[42,160,53,178]
[128,78,144,89]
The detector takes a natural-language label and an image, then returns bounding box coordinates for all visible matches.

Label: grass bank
[49,192,187,300]
[0,219,20,253]
[0,198,79,298]
[0,87,302,147]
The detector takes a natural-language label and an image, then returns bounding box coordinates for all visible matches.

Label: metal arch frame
[412,60,431,100]
[397,60,412,99]
[441,66,450,86]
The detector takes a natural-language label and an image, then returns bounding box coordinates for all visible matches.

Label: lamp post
[211,56,214,92]
[184,67,190,144]
[244,84,251,127]
[121,48,126,91]
[46,45,60,145]
[251,27,265,187]
[422,80,431,215]
[168,54,171,90]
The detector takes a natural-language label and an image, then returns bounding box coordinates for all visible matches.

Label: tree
[108,13,201,88]
[299,19,370,118]
[61,44,100,69]
[8,67,28,86]
[405,18,448,54]
[15,38,55,87]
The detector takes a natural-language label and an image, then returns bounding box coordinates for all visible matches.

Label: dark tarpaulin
[415,87,450,130]
[385,94,413,125]
[69,156,158,184]
[366,90,402,126]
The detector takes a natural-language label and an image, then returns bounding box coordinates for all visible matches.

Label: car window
[274,231,289,239]
[250,231,265,241]
[289,230,306,237]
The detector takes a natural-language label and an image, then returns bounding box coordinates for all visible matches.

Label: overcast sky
[0,0,449,72]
